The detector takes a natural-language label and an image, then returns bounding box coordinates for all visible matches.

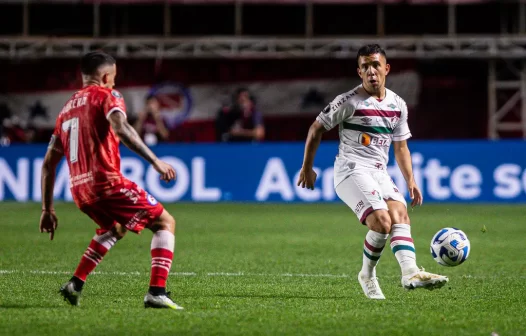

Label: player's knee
[164,214,176,233]
[152,213,175,233]
[391,208,410,225]
[398,211,410,225]
[366,210,392,234]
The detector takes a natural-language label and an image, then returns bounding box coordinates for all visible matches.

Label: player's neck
[363,85,386,100]
[82,80,102,88]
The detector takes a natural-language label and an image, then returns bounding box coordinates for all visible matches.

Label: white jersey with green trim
[316,84,411,187]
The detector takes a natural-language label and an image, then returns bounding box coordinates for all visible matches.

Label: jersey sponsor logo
[358,133,391,147]
[126,210,148,231]
[146,193,158,206]
[322,104,331,114]
[331,91,356,112]
[355,200,365,213]
[111,90,123,99]
[71,172,94,187]
[147,82,193,129]
[360,133,372,146]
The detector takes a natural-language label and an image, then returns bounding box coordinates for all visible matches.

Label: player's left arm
[105,90,175,182]
[393,100,422,207]
[109,112,175,182]
[40,135,64,240]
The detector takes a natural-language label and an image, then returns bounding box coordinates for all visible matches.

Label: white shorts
[335,169,407,224]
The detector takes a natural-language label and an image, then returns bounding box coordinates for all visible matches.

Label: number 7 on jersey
[62,117,79,163]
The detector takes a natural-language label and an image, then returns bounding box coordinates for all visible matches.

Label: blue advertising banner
[1,141,526,203]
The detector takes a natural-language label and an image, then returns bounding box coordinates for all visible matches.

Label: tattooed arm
[109,111,175,182]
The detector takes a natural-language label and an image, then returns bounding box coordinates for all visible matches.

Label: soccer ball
[430,228,470,267]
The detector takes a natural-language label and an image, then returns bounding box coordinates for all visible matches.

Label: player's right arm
[40,134,64,240]
[297,121,326,190]
[108,111,175,182]
[297,94,354,190]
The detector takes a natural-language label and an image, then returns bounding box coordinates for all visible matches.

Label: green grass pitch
[0,202,525,335]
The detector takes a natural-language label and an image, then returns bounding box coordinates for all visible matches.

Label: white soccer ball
[430,228,470,267]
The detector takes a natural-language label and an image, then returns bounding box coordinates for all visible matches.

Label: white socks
[361,230,389,278]
[390,224,419,276]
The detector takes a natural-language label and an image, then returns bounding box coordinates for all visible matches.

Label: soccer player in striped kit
[297,44,448,299]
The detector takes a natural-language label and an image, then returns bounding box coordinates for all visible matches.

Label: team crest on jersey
[388,103,396,109]
[361,117,373,126]
[111,90,123,99]
[371,190,382,200]
[362,101,371,107]
[146,193,158,206]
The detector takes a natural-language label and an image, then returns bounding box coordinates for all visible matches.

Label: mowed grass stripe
[0,202,525,336]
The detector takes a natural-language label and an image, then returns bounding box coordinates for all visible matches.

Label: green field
[0,202,525,336]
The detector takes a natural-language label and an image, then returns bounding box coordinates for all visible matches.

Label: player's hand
[297,167,317,190]
[408,181,423,207]
[40,210,58,240]
[153,159,176,182]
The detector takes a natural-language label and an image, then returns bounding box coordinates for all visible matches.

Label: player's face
[101,64,117,89]
[357,53,390,93]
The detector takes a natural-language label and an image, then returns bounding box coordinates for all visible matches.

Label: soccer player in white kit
[297,44,448,300]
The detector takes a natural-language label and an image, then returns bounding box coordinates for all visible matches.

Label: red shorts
[78,179,164,234]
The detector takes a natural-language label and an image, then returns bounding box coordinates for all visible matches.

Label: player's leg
[143,209,183,310]
[71,223,127,289]
[379,174,448,290]
[385,200,419,276]
[387,200,448,290]
[103,179,182,309]
[60,206,127,306]
[335,171,391,300]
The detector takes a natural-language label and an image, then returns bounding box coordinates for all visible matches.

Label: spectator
[134,95,170,146]
[0,102,12,139]
[215,88,265,143]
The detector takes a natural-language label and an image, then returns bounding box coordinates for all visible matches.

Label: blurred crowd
[0,87,266,146]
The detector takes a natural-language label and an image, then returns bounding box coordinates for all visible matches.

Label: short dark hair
[356,44,387,65]
[80,51,116,76]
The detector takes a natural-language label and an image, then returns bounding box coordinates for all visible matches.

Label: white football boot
[401,267,449,290]
[144,292,184,310]
[358,271,386,300]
